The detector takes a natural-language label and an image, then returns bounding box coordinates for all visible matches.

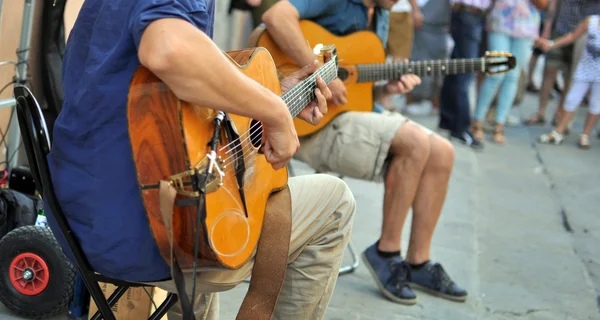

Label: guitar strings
[218,62,338,168]
[219,57,481,167]
[216,61,337,165]
[219,61,337,154]
[221,58,483,169]
[214,56,509,180]
[217,56,487,156]
[219,57,483,169]
[214,60,337,155]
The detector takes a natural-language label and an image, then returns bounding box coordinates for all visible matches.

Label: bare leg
[405,135,454,264]
[582,113,600,135]
[526,65,559,123]
[527,54,539,87]
[378,122,431,253]
[553,111,576,134]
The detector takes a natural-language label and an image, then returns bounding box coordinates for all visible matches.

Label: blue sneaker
[409,261,468,302]
[361,243,417,305]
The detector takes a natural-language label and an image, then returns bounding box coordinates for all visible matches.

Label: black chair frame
[13,85,178,320]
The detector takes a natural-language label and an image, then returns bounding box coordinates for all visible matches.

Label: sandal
[524,114,546,126]
[538,130,564,145]
[471,122,485,141]
[493,125,505,144]
[578,134,590,149]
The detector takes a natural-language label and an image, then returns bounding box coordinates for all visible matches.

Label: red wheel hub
[9,253,50,296]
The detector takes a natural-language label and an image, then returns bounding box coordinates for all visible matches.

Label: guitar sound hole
[338,67,349,81]
[250,119,263,149]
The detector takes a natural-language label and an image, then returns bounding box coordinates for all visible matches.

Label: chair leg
[90,285,129,320]
[148,293,178,320]
[339,241,360,275]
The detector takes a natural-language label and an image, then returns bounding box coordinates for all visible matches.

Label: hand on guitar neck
[264,60,332,169]
[280,60,332,125]
[262,1,349,106]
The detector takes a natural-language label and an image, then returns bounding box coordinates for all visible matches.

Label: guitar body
[127,47,288,271]
[251,20,385,137]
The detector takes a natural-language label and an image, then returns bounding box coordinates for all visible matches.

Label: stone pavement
[215,92,600,320]
[1,92,599,320]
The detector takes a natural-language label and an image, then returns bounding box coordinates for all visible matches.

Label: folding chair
[287,163,359,275]
[13,85,178,320]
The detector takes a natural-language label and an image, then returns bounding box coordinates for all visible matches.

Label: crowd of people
[374,0,600,150]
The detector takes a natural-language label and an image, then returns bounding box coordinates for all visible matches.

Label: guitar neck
[282,58,338,118]
[355,58,487,83]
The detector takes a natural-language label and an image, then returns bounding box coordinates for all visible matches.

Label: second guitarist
[262,0,467,305]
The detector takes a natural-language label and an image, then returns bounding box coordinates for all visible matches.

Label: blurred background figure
[471,0,546,145]
[403,0,452,116]
[437,0,493,150]
[523,0,587,129]
[375,0,420,112]
[537,13,600,149]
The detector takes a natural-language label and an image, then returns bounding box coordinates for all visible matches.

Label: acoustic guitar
[127,45,338,270]
[249,20,517,137]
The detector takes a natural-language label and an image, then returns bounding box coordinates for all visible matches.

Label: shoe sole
[408,282,468,303]
[360,253,417,305]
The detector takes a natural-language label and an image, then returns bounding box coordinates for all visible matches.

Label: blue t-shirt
[289,0,370,36]
[45,0,215,282]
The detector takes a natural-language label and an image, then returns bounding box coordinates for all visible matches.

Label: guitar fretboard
[355,58,486,83]
[281,57,338,118]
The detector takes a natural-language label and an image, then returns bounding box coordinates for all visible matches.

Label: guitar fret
[354,55,501,84]
[283,58,338,117]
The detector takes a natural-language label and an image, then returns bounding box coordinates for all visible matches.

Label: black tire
[0,226,76,319]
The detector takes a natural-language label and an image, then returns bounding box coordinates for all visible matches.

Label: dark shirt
[554,0,586,35]
[46,0,215,282]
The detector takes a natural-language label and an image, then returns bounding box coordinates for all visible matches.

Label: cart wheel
[0,226,76,319]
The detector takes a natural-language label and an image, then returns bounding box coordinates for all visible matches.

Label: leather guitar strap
[159,181,292,320]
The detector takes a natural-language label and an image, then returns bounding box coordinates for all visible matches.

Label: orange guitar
[250,20,516,137]
[126,45,338,270]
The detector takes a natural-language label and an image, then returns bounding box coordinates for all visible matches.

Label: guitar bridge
[169,152,225,197]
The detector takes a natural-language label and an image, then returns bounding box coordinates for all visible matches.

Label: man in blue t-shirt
[262,0,467,305]
[47,0,357,318]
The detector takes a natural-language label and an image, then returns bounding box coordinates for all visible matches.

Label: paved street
[1,92,599,319]
[216,91,600,320]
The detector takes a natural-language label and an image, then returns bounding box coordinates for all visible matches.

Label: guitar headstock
[483,51,517,75]
[316,44,338,69]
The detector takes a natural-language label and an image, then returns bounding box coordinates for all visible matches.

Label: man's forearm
[139,18,289,127]
[262,1,318,68]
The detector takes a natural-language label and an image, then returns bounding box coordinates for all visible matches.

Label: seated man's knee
[391,122,431,164]
[430,135,455,173]
[320,174,356,223]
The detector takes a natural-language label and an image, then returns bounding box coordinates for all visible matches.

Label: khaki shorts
[295,110,433,182]
[387,12,414,58]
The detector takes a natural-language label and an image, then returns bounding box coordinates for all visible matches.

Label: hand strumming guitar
[262,60,331,170]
